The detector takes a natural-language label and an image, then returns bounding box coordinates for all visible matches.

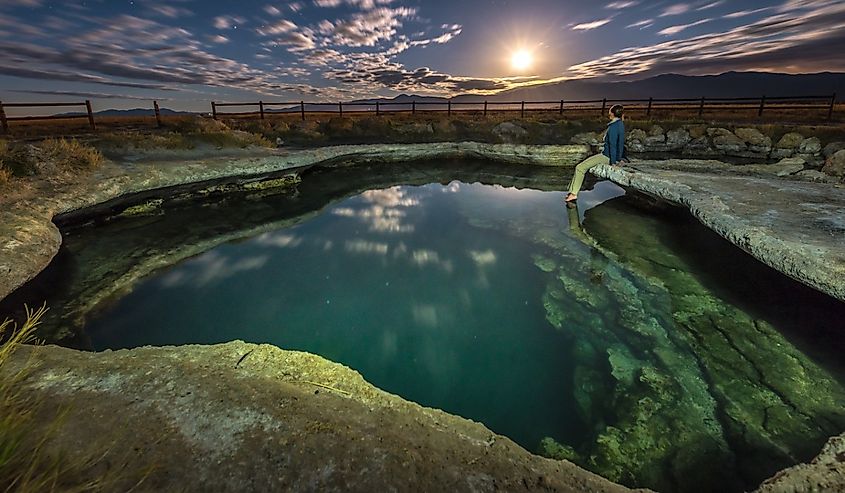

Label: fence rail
[210,94,838,121]
[0,100,98,133]
[0,93,838,135]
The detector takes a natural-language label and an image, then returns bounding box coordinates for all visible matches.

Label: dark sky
[1,0,843,111]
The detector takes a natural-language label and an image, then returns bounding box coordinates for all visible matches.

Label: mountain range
[63,71,844,116]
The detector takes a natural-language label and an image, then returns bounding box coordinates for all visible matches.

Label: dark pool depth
[88,180,601,452]
[4,162,845,493]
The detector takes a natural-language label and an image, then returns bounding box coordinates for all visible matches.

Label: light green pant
[568,153,609,195]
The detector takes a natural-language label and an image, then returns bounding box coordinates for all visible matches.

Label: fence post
[828,93,836,120]
[520,101,525,118]
[448,100,451,117]
[85,100,96,131]
[0,101,7,134]
[339,101,343,117]
[646,97,653,117]
[600,98,607,117]
[211,101,217,120]
[698,96,705,117]
[376,101,380,116]
[758,95,766,117]
[300,101,305,121]
[559,99,564,115]
[153,100,162,128]
[483,101,488,117]
[259,101,265,120]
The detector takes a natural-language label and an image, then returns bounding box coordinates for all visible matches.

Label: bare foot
[564,193,578,202]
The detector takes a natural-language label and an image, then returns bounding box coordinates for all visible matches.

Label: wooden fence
[0,94,838,135]
[211,94,838,121]
[0,100,165,134]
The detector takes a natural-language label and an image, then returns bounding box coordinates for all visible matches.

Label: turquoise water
[4,162,845,492]
[85,181,594,450]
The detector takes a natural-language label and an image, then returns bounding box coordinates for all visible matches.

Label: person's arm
[615,125,624,165]
[607,124,619,164]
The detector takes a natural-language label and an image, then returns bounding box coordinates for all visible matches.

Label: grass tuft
[39,139,104,170]
[0,306,152,492]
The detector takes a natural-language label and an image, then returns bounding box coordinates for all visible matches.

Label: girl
[565,104,625,202]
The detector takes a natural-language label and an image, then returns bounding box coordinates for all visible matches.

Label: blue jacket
[602,119,625,164]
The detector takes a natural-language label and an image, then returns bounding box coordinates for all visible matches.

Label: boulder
[735,128,770,146]
[685,136,713,154]
[799,137,822,155]
[644,125,666,147]
[570,131,601,146]
[776,132,804,149]
[687,125,707,139]
[770,148,795,159]
[626,128,647,153]
[708,128,747,153]
[734,128,772,153]
[823,141,845,158]
[822,149,845,177]
[665,128,691,150]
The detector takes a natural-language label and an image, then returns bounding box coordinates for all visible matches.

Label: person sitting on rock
[565,104,626,202]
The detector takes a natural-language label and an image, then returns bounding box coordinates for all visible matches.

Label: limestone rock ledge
[592,161,845,301]
[754,433,845,493]
[5,341,645,493]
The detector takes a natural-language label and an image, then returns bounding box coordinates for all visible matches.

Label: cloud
[572,18,613,31]
[697,1,724,10]
[659,3,691,16]
[213,15,245,30]
[9,89,170,101]
[658,18,713,35]
[606,1,639,8]
[724,7,774,18]
[257,19,298,36]
[264,5,282,16]
[567,0,845,78]
[326,7,417,47]
[314,0,396,8]
[149,5,192,18]
[0,15,294,97]
[627,19,654,29]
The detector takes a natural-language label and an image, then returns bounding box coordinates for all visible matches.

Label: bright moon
[511,50,533,71]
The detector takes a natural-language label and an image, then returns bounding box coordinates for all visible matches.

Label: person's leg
[567,154,609,196]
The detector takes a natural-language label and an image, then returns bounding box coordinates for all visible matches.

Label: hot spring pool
[4,162,845,493]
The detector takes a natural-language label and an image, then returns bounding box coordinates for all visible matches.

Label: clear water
[4,162,845,493]
[87,181,593,450]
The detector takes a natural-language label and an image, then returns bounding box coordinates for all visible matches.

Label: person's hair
[610,104,624,118]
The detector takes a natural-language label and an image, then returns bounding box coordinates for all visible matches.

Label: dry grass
[96,116,273,152]
[0,306,152,492]
[0,140,11,186]
[39,139,104,170]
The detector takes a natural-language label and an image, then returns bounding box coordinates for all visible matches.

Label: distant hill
[476,71,845,102]
[288,72,844,112]
[57,107,195,117]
